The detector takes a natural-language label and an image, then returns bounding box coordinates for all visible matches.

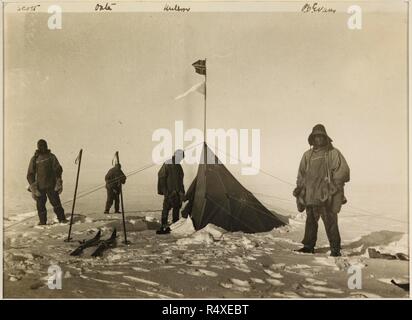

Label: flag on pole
[192,59,206,75]
[112,152,119,166]
[175,81,205,100]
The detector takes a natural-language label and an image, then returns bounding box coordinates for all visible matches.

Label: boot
[156,225,171,235]
[55,207,67,222]
[294,246,315,254]
[38,211,47,226]
[330,250,341,257]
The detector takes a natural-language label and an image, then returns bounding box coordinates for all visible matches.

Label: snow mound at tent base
[172,219,227,245]
[170,218,196,236]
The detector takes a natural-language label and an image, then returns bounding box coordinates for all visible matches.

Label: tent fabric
[183,144,286,233]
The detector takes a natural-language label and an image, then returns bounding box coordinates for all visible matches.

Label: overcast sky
[4,4,408,216]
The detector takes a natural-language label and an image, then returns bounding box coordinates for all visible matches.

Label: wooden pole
[204,58,207,165]
[115,151,130,244]
[65,149,83,242]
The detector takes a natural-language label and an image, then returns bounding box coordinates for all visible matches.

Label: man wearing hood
[27,139,67,225]
[293,124,350,257]
[157,149,186,234]
[104,163,126,214]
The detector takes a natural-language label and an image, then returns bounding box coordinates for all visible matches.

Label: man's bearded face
[313,135,326,148]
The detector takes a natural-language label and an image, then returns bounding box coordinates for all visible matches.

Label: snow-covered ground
[3,209,409,298]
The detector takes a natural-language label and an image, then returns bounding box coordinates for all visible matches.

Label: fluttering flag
[112,152,119,166]
[175,81,205,100]
[192,59,206,75]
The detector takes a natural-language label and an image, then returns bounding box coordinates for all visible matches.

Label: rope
[60,140,203,204]
[342,208,408,224]
[210,144,295,187]
[259,200,296,216]
[4,164,158,230]
[258,196,407,226]
[209,144,408,226]
[204,162,288,224]
[253,192,296,204]
[254,194,408,224]
[7,141,407,229]
[65,163,158,203]
[5,142,204,230]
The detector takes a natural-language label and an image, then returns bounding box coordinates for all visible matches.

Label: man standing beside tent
[157,149,186,234]
[104,163,126,214]
[27,139,67,225]
[293,124,350,257]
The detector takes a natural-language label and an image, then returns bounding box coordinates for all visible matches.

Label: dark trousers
[105,188,120,212]
[161,195,181,226]
[36,189,65,224]
[302,206,341,251]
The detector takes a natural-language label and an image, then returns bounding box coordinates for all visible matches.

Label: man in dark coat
[104,163,126,214]
[27,139,67,225]
[293,124,350,257]
[157,149,186,234]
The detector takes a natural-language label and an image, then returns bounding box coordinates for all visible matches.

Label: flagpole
[191,58,208,164]
[204,58,207,141]
[204,58,207,164]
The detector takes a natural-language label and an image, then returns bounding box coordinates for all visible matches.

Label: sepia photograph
[1,0,410,301]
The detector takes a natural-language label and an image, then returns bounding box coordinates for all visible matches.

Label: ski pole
[65,149,83,242]
[115,151,130,245]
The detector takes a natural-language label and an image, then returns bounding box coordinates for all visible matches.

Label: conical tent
[183,144,286,233]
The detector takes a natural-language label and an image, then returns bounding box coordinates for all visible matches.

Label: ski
[70,229,101,256]
[91,228,117,257]
[391,280,409,291]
